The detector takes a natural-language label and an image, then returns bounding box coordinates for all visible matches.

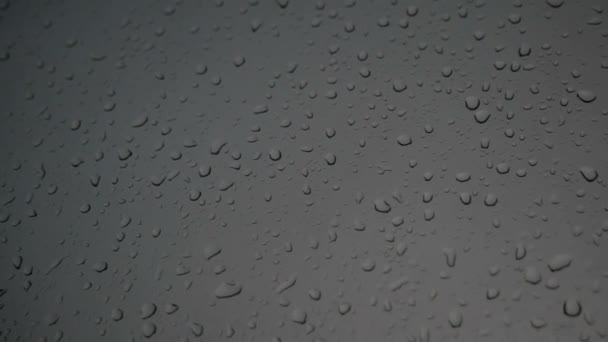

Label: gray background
[1,0,607,341]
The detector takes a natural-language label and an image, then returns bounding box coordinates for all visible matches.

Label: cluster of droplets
[0,0,607,341]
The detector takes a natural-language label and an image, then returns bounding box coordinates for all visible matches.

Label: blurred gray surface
[1,0,607,341]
